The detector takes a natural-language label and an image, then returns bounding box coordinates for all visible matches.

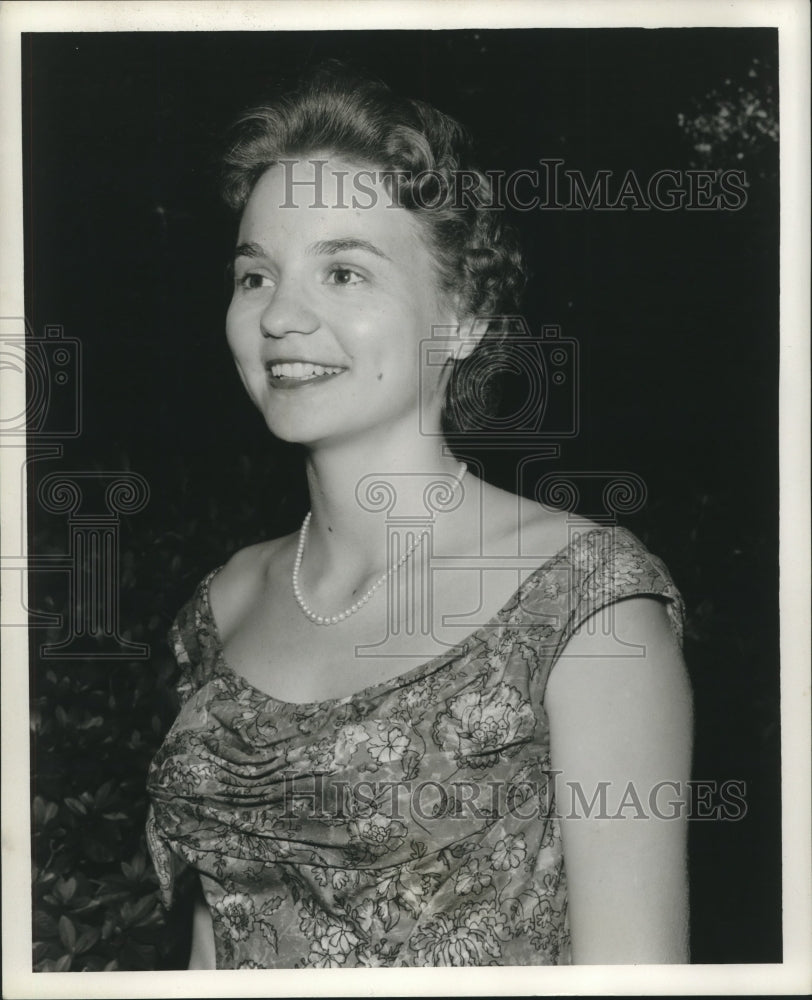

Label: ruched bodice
[146,525,683,968]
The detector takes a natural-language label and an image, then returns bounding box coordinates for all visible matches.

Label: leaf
[401,749,421,781]
[260,895,283,916]
[33,796,45,824]
[378,897,400,933]
[74,926,101,954]
[131,894,157,924]
[32,940,50,962]
[64,797,87,817]
[58,915,76,952]
[409,840,427,860]
[54,954,72,972]
[54,877,78,904]
[260,920,278,953]
[70,897,103,916]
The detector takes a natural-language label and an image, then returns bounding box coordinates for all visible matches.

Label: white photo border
[1,1,809,997]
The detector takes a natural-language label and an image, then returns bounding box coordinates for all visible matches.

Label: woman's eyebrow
[232,237,392,263]
[307,237,391,261]
[233,241,266,261]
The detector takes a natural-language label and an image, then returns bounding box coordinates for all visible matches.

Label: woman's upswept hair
[222,62,526,434]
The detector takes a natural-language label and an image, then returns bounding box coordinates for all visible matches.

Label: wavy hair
[222,63,527,434]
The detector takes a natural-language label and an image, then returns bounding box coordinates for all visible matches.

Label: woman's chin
[257,402,439,451]
[260,416,342,448]
[262,422,316,445]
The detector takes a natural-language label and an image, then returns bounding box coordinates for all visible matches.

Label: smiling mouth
[266,361,347,387]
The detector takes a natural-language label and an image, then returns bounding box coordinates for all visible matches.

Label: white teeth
[269,362,344,379]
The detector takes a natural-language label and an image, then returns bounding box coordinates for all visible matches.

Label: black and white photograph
[1,1,809,996]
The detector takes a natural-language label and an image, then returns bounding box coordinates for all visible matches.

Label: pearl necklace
[292,463,468,626]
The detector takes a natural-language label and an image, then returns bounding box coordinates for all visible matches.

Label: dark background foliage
[23,28,780,970]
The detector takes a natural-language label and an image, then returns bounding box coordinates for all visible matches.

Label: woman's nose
[260,279,319,339]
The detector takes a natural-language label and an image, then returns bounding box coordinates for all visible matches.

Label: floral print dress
[146,526,684,968]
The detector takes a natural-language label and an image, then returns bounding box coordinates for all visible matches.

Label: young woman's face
[226,156,460,448]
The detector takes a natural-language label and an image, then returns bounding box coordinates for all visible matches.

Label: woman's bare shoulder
[475,477,601,558]
[208,534,295,637]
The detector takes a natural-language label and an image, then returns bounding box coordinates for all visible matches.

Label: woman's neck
[301,434,465,582]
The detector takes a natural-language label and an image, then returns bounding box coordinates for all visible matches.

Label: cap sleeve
[562,527,685,648]
[169,568,224,707]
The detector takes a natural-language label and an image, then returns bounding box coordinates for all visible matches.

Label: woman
[146,64,692,969]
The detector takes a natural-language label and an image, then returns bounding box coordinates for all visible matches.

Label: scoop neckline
[197,524,626,712]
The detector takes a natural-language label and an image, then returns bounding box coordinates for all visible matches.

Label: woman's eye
[236,272,273,290]
[326,266,364,286]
